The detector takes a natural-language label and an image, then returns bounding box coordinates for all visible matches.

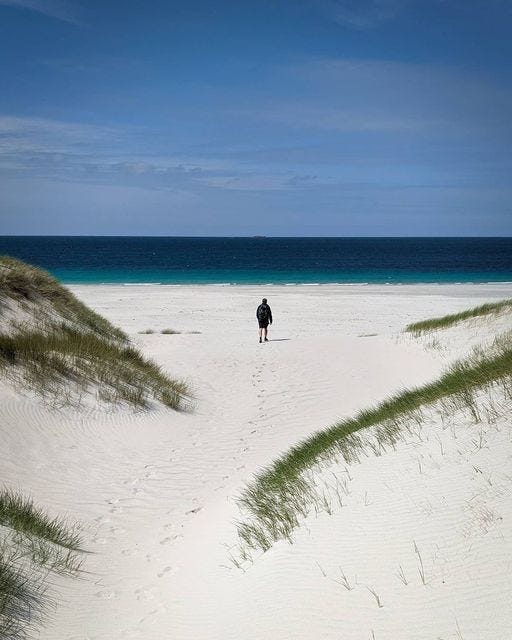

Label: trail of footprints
[92,357,284,603]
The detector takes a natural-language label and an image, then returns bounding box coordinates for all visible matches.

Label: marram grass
[0,554,40,640]
[236,331,512,557]
[0,489,84,639]
[0,328,188,410]
[0,256,189,410]
[0,256,127,342]
[0,491,81,552]
[405,298,512,334]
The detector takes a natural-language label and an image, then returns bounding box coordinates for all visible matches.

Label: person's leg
[259,326,263,342]
[263,326,268,341]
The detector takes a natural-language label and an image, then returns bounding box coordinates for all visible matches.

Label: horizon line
[1,235,512,240]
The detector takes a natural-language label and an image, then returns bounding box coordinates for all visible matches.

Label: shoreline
[66,280,512,287]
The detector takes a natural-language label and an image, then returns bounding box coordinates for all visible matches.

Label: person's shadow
[268,338,290,342]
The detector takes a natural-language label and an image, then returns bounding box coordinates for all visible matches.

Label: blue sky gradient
[1,0,511,235]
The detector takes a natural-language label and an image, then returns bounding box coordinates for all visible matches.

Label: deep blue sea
[0,237,511,285]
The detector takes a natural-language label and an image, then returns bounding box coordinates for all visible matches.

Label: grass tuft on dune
[0,490,82,552]
[0,256,127,341]
[0,328,188,409]
[236,311,512,558]
[0,256,189,410]
[0,489,84,639]
[405,298,512,334]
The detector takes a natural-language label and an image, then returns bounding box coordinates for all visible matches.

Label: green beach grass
[0,256,127,341]
[236,314,512,558]
[405,299,512,334]
[138,329,180,334]
[0,489,84,639]
[0,490,82,553]
[0,256,189,410]
[0,328,188,409]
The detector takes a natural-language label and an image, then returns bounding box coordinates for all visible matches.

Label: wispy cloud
[0,116,117,156]
[199,173,322,192]
[3,48,512,198]
[0,115,316,193]
[230,105,442,133]
[0,0,82,24]
[319,0,408,29]
[230,57,512,140]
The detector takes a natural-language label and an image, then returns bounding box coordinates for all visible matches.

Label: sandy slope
[1,283,512,640]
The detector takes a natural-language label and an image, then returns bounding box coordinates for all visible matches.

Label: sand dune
[2,283,512,639]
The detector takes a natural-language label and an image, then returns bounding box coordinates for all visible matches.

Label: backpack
[257,304,269,321]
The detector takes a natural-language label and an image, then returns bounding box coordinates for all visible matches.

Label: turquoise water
[1,237,511,285]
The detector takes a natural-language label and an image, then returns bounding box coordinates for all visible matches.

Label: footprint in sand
[157,566,173,578]
[159,537,172,545]
[138,609,160,624]
[95,591,118,600]
[186,506,202,515]
[109,506,124,514]
[110,527,127,535]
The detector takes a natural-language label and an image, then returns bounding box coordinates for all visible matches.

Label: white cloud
[199,174,321,192]
[0,115,120,175]
[0,0,81,24]
[0,115,114,139]
[320,0,407,29]
[230,105,442,133]
[0,114,308,194]
[230,57,512,138]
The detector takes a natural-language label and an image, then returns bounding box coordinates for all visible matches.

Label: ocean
[0,237,511,285]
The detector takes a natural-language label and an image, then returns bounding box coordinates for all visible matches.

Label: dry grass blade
[0,490,81,551]
[405,299,512,334]
[0,256,127,342]
[0,489,85,639]
[235,308,512,559]
[0,256,190,410]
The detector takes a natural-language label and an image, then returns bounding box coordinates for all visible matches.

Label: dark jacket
[256,303,272,323]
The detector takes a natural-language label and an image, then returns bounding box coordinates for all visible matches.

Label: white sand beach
[2,283,512,640]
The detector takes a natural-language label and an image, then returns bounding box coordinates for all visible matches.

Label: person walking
[256,298,272,343]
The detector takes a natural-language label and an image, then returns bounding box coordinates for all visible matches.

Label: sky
[0,0,511,236]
